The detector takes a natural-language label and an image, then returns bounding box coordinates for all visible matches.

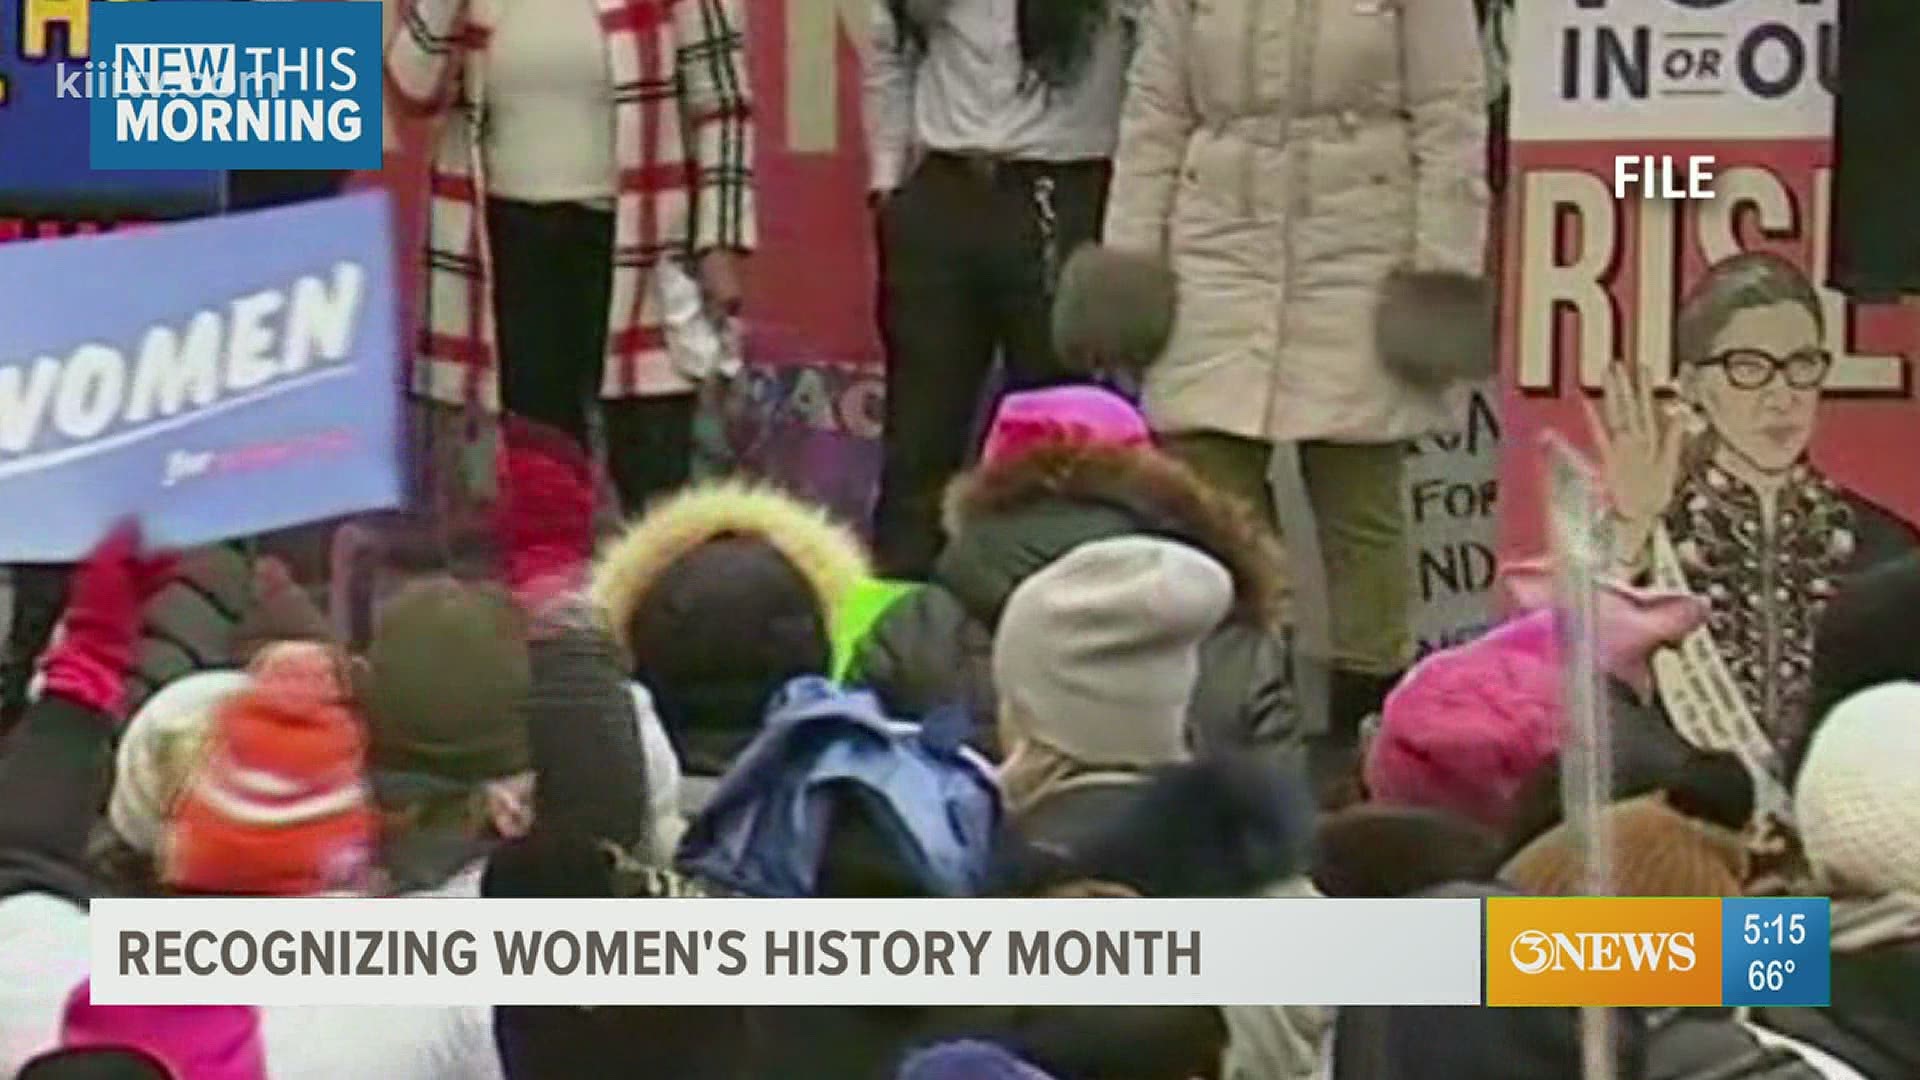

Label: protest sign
[1497,0,1919,810]
[0,191,403,561]
[1405,384,1502,658]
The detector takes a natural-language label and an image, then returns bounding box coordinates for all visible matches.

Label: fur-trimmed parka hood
[938,442,1284,627]
[590,482,872,666]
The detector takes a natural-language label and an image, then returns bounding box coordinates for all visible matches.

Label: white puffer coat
[1104,0,1489,445]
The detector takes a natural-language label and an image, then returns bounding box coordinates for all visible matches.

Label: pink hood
[979,386,1152,465]
[60,981,266,1080]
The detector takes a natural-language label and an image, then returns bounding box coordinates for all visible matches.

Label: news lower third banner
[0,190,403,561]
[89,897,1831,1008]
[93,899,1483,1007]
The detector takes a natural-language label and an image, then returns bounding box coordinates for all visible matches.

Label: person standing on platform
[387,0,755,516]
[864,0,1139,576]
[1102,0,1489,758]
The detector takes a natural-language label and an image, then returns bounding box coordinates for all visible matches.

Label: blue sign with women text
[0,191,402,560]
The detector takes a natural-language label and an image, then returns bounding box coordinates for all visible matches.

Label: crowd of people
[0,379,1915,1078]
[0,0,1916,1076]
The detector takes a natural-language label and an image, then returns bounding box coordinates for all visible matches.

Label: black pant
[488,198,696,516]
[870,154,1111,577]
[1,566,70,737]
[1830,0,1920,299]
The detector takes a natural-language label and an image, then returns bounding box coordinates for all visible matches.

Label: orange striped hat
[162,645,374,896]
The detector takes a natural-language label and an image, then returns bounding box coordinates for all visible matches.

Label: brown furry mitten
[1052,244,1178,380]
[1373,267,1496,390]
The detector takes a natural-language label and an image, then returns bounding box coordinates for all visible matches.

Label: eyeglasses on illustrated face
[1698,348,1831,390]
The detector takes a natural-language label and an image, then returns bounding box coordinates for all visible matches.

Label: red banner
[1498,139,1916,556]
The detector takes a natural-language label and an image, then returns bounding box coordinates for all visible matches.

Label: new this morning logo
[86,1,380,170]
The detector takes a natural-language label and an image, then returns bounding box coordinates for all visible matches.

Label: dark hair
[1504,748,1754,861]
[1314,806,1503,898]
[887,0,1114,89]
[86,828,164,899]
[1002,758,1313,900]
[482,830,620,899]
[1660,749,1754,830]
[1674,251,1823,370]
[1796,552,1920,784]
[17,1048,172,1080]
[1017,0,1114,89]
[630,536,832,776]
[1502,760,1566,860]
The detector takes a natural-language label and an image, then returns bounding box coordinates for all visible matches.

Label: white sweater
[483,0,618,203]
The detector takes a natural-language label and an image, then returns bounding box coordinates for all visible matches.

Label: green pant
[1164,433,1412,676]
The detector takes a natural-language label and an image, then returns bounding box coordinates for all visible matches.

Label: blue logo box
[1720,898,1830,1008]
[88,2,381,170]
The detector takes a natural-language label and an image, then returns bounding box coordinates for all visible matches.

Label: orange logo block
[1486,898,1723,1006]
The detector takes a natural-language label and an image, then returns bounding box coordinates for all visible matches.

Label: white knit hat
[993,536,1233,768]
[1794,682,1920,897]
[109,671,249,854]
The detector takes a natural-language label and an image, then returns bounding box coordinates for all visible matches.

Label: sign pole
[1546,435,1615,1080]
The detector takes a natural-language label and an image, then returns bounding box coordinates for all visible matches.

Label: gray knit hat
[993,537,1233,767]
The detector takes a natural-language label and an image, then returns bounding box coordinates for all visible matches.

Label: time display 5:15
[1744,912,1806,947]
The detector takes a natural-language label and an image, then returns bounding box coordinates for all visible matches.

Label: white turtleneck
[483,0,618,203]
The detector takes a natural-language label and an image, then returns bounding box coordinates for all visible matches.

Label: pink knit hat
[57,980,266,1080]
[1365,570,1708,830]
[979,386,1152,465]
[1365,612,1563,830]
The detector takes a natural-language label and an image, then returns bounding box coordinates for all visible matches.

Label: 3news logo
[1506,927,1698,975]
[1486,898,1830,1007]
[86,2,380,171]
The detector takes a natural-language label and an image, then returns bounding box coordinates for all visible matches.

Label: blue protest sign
[0,190,403,561]
[0,0,223,212]
[89,2,381,171]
